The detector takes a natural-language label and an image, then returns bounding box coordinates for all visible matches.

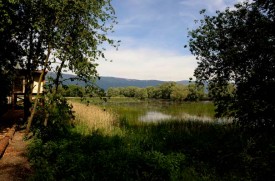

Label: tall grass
[69,101,120,135]
[164,101,215,118]
[28,99,275,181]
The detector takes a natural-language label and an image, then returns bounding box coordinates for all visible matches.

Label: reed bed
[29,99,275,180]
[69,101,119,135]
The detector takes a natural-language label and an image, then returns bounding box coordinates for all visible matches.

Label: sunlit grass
[69,101,122,135]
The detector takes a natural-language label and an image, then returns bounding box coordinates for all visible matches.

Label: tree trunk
[24,28,34,122]
[25,45,51,135]
[23,75,33,122]
[55,59,66,92]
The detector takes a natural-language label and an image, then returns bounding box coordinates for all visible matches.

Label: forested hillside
[46,72,189,90]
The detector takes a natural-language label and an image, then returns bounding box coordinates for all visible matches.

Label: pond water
[100,98,216,123]
[139,111,173,122]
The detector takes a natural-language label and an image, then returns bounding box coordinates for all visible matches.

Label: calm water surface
[139,111,173,122]
[101,99,216,122]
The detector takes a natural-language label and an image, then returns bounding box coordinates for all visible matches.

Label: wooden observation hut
[8,70,47,110]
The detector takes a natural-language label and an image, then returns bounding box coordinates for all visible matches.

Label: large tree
[0,0,25,112]
[188,1,275,129]
[1,0,118,132]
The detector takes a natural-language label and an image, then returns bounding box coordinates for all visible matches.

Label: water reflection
[139,111,233,123]
[181,113,213,122]
[102,99,216,123]
[139,111,172,122]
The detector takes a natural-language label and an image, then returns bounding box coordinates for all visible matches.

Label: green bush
[28,114,275,180]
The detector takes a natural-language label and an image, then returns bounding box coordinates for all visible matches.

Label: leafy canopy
[0,0,118,131]
[188,0,275,129]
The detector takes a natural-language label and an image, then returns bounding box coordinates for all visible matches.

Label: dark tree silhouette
[188,1,275,129]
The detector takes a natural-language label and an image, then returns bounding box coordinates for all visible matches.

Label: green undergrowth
[28,118,275,181]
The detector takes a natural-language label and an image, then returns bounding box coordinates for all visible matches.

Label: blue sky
[97,0,246,81]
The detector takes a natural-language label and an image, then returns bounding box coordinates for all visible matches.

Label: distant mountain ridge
[46,72,189,90]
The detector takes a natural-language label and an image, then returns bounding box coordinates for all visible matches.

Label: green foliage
[106,82,207,101]
[45,93,74,126]
[28,116,275,180]
[170,84,188,101]
[188,0,275,128]
[120,86,139,97]
[186,83,205,101]
[208,82,236,117]
[134,88,148,100]
[107,87,121,97]
[158,82,176,99]
[146,86,158,98]
[62,85,85,97]
[32,93,74,141]
[0,0,24,112]
[1,0,118,129]
[28,130,187,181]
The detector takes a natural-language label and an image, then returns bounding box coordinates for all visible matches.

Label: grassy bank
[28,100,275,180]
[69,97,215,122]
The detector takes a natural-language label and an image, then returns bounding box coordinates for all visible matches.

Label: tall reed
[69,101,119,135]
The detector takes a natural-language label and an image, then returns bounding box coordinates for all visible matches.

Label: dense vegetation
[188,1,275,129]
[1,0,274,180]
[28,100,275,180]
[0,0,118,131]
[107,82,207,101]
[59,81,207,102]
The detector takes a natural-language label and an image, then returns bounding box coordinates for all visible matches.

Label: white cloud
[102,0,246,81]
[236,0,252,3]
[179,0,225,12]
[179,0,244,13]
[97,48,197,81]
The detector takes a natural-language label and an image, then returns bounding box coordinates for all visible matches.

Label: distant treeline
[60,82,210,101]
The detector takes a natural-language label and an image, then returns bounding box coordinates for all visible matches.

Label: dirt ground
[0,110,32,181]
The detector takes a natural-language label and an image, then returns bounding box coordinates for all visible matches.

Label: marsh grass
[163,101,215,117]
[28,99,275,181]
[68,97,215,117]
[69,101,120,135]
[120,119,275,180]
